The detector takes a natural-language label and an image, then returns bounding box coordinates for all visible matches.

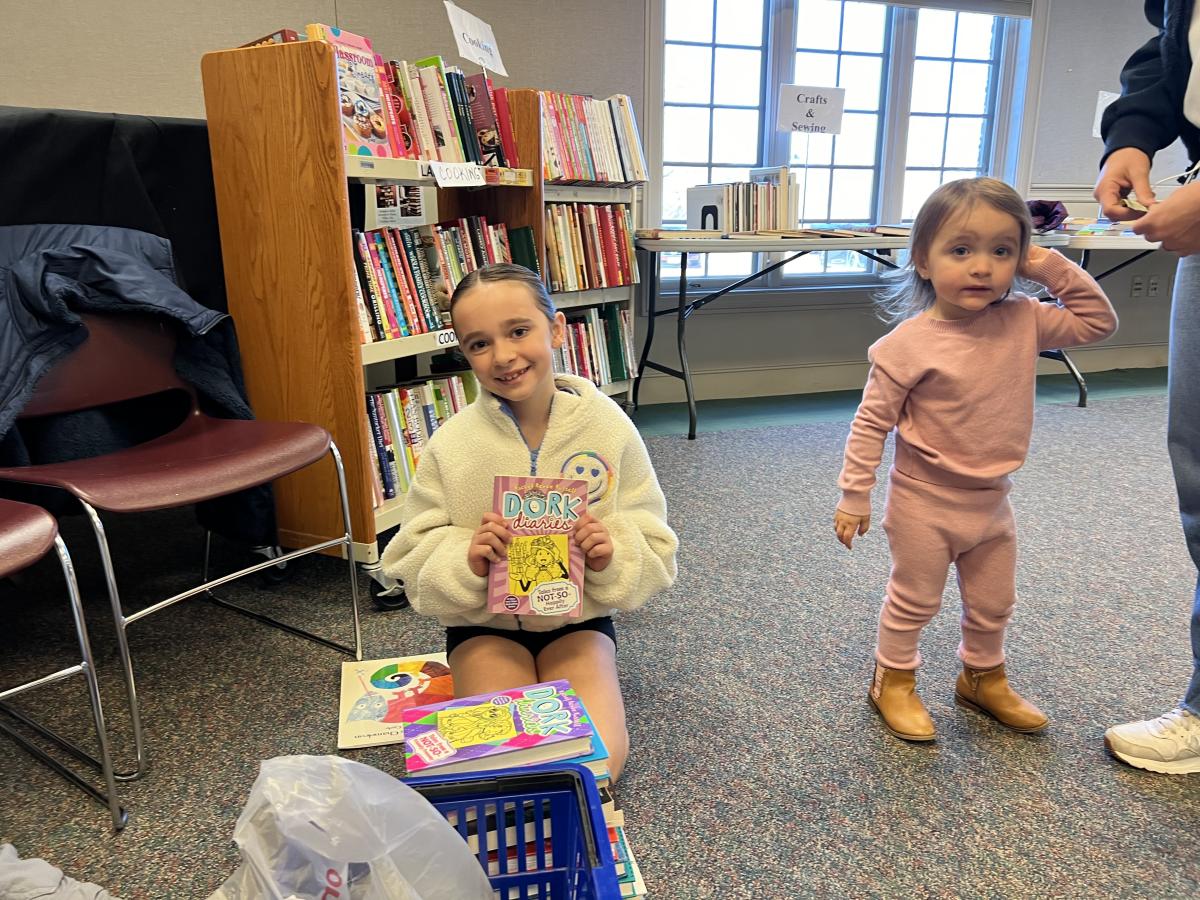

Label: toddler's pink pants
[876,468,1016,671]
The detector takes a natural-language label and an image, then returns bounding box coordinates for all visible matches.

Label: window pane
[711,165,752,183]
[950,62,991,115]
[841,2,885,54]
[942,169,977,184]
[784,251,826,275]
[663,106,711,163]
[833,112,877,166]
[915,8,956,58]
[906,116,945,168]
[955,13,995,60]
[944,117,984,169]
[716,0,764,47]
[661,165,710,222]
[707,252,753,276]
[825,249,870,273]
[661,248,705,279]
[664,45,713,104]
[711,108,760,164]
[830,168,873,220]
[665,0,713,43]
[795,51,839,87]
[902,169,943,220]
[713,48,762,106]
[790,131,834,166]
[798,167,832,221]
[839,54,882,111]
[911,60,951,114]
[795,0,842,51]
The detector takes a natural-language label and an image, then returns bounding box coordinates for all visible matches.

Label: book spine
[363,235,401,339]
[446,70,482,164]
[400,228,437,331]
[382,228,424,335]
[492,87,520,170]
[365,393,395,500]
[351,230,386,341]
[410,229,447,329]
[401,61,438,161]
[389,228,429,333]
[371,232,411,337]
[465,73,506,167]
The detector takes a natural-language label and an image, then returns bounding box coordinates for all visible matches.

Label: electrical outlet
[1131,276,1146,298]
[1148,275,1162,298]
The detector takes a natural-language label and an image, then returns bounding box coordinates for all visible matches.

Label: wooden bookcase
[201,40,640,563]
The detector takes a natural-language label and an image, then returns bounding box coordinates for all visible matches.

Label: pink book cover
[305,24,393,158]
[488,476,588,617]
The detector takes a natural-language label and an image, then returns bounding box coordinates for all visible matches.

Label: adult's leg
[1169,255,1200,714]
[448,635,538,697]
[536,630,628,781]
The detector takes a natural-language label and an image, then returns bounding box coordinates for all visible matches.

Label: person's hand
[834,508,870,550]
[1130,180,1200,255]
[572,512,614,572]
[1094,147,1155,222]
[1018,243,1053,278]
[467,512,511,577]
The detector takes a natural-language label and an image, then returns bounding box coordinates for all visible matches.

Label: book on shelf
[238,28,301,48]
[544,202,638,293]
[304,24,396,159]
[533,90,647,185]
[337,652,453,749]
[465,73,507,168]
[550,306,634,387]
[401,679,593,776]
[488,475,588,617]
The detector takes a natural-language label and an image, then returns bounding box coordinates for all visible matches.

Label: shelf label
[437,330,458,345]
[429,160,487,188]
[777,84,845,134]
[444,1,508,76]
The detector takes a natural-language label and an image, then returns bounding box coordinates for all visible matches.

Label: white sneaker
[1104,707,1200,774]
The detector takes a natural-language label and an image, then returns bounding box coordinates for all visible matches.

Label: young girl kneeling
[835,177,1117,742]
[383,264,679,779]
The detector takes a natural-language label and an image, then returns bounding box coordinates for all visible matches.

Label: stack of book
[351,218,540,344]
[537,91,649,184]
[364,374,477,505]
[556,306,637,389]
[544,203,640,293]
[393,678,648,897]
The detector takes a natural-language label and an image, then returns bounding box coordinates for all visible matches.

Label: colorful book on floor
[337,652,453,749]
[487,475,588,617]
[401,679,593,776]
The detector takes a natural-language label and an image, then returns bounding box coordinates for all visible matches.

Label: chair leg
[56,536,127,828]
[330,441,364,662]
[0,538,127,829]
[201,440,362,659]
[80,499,148,782]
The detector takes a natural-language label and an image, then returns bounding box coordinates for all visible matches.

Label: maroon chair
[0,498,124,829]
[0,312,361,781]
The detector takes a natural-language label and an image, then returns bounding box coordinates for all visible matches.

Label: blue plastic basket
[405,762,620,900]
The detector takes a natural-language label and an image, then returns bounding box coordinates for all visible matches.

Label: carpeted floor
[1,392,1198,898]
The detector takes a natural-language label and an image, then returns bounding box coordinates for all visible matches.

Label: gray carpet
[1,395,1198,898]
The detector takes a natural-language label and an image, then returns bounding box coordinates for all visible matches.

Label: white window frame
[643,0,1050,297]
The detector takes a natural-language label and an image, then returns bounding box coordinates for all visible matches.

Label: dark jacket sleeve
[1100,1,1181,165]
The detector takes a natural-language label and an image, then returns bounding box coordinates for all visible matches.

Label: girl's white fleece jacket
[381,374,679,630]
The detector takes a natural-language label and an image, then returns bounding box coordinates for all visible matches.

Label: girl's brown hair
[449,263,557,323]
[876,177,1033,324]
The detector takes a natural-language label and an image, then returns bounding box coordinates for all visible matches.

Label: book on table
[337,652,453,750]
[488,475,588,617]
[401,679,593,776]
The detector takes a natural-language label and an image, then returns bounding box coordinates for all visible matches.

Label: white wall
[0,0,1172,406]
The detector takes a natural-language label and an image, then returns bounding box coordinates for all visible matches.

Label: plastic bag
[210,755,493,900]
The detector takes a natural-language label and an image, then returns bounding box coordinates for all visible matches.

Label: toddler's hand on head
[1019,244,1052,277]
[467,512,511,577]
[833,508,869,550]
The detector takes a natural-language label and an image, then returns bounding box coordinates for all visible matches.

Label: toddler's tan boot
[955,663,1049,733]
[868,663,936,741]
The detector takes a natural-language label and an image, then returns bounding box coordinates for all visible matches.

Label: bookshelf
[202,40,640,564]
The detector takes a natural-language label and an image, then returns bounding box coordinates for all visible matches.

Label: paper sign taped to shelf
[1093,90,1119,138]
[444,1,508,76]
[777,85,845,134]
[428,160,487,187]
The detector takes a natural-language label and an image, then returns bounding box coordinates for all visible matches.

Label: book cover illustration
[488,475,588,617]
[401,680,593,776]
[305,24,394,157]
[337,652,453,749]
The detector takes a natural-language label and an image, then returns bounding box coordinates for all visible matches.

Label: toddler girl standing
[835,177,1117,742]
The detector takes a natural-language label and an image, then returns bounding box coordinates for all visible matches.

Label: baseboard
[633,343,1168,405]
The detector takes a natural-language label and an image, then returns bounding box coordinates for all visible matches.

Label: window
[652,0,1033,286]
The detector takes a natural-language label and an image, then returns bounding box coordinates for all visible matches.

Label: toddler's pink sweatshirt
[838,250,1118,517]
